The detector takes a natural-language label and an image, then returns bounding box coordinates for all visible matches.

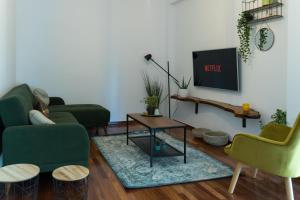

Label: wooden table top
[128,113,186,129]
[0,164,40,183]
[52,165,89,182]
[171,95,261,119]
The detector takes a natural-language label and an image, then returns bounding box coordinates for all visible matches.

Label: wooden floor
[37,124,300,200]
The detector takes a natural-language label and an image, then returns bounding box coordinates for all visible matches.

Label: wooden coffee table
[126,113,187,167]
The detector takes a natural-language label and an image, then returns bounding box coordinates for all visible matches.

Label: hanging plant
[237,12,253,62]
[258,28,268,50]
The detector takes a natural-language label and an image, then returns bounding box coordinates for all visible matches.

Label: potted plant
[175,76,191,97]
[258,28,268,50]
[260,109,287,129]
[262,0,277,6]
[237,12,253,62]
[270,109,287,125]
[142,73,163,115]
[145,96,159,115]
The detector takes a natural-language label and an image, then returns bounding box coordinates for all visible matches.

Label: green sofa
[0,84,110,172]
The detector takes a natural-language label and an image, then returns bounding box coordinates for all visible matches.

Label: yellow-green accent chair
[225,114,300,200]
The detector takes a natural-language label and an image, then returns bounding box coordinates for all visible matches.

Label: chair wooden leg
[228,162,243,194]
[285,177,294,200]
[253,168,258,178]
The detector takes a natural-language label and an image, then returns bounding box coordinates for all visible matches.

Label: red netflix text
[204,64,222,73]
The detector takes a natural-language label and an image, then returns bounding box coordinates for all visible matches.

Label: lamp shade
[144,54,152,61]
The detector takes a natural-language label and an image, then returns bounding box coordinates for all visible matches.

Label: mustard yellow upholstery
[225,114,300,178]
[225,113,300,199]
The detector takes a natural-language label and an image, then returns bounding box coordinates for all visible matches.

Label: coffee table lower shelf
[129,135,184,157]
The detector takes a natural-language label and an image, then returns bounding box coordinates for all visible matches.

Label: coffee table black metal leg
[126,115,129,145]
[149,129,153,167]
[184,127,187,163]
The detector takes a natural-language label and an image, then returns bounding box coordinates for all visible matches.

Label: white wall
[16,0,168,121]
[0,0,16,95]
[287,0,300,124]
[168,0,287,138]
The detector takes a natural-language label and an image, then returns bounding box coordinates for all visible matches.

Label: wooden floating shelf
[171,95,261,128]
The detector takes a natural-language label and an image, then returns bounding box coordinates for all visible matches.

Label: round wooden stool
[0,164,40,200]
[52,165,89,200]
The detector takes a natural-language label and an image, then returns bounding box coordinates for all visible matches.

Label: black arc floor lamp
[144,54,179,118]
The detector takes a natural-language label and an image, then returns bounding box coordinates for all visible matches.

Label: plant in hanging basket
[258,28,268,50]
[237,12,253,62]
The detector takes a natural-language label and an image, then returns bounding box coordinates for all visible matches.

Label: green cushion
[49,104,110,128]
[0,84,35,127]
[48,112,78,124]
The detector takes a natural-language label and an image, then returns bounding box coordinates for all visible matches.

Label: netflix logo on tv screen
[193,48,239,91]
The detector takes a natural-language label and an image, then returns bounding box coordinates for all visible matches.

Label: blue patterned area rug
[92,131,233,189]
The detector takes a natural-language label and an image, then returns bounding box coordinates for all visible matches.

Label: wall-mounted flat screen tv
[192,48,239,91]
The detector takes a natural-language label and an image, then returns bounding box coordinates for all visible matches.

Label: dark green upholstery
[0,84,91,172]
[49,112,78,124]
[0,84,34,127]
[49,104,110,128]
[49,97,65,106]
[3,124,89,172]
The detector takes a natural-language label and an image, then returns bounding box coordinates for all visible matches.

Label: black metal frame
[53,177,89,200]
[242,0,283,24]
[0,176,39,200]
[126,114,187,167]
[145,55,179,118]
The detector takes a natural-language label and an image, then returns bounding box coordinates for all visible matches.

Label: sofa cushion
[0,84,35,127]
[29,110,55,125]
[49,104,110,128]
[48,112,78,124]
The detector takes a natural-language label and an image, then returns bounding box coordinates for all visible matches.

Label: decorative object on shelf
[242,0,283,24]
[203,131,229,146]
[237,12,253,62]
[171,95,261,128]
[192,128,212,139]
[142,72,163,116]
[262,0,278,6]
[255,27,275,51]
[144,54,179,118]
[175,76,191,97]
[242,103,250,113]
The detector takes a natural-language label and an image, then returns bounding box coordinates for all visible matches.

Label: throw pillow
[33,88,50,106]
[29,110,55,125]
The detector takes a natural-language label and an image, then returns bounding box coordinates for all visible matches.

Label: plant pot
[262,0,277,6]
[146,106,155,115]
[178,89,188,97]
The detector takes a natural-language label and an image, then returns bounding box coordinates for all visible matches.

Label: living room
[0,0,300,199]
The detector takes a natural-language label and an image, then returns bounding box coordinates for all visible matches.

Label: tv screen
[193,48,239,91]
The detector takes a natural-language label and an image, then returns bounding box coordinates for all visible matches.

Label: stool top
[0,164,40,183]
[52,165,89,182]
